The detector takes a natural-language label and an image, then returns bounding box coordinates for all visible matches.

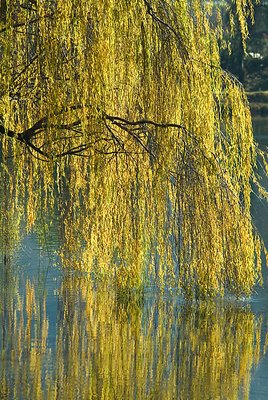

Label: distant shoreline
[247,91,268,116]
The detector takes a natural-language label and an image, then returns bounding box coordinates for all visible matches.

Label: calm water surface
[0,119,268,399]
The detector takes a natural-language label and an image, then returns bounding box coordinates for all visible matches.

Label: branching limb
[143,0,188,59]
[0,13,55,34]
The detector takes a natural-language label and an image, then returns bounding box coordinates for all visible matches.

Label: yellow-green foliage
[0,0,263,298]
[0,276,267,399]
[0,167,22,259]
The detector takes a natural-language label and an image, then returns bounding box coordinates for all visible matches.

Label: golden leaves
[0,0,262,298]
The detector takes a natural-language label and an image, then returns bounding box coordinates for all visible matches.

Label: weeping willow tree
[0,0,266,298]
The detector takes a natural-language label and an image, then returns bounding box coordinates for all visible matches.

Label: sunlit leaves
[0,0,263,298]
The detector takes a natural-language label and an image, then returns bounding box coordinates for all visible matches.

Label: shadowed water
[0,119,268,399]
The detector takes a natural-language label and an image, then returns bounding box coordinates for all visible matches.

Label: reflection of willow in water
[0,271,49,399]
[0,275,267,399]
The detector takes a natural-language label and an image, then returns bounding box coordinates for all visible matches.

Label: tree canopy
[0,0,265,299]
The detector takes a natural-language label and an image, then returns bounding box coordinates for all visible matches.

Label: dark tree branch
[143,0,188,59]
[12,55,39,86]
[105,114,187,131]
[0,124,17,139]
[19,117,48,141]
[0,13,55,34]
[0,107,190,161]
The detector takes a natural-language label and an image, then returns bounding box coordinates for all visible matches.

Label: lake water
[1,119,268,399]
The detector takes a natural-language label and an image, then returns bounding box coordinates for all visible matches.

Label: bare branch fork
[0,106,189,160]
[0,105,250,219]
[0,107,256,234]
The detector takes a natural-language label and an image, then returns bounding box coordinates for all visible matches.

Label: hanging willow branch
[0,0,265,299]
